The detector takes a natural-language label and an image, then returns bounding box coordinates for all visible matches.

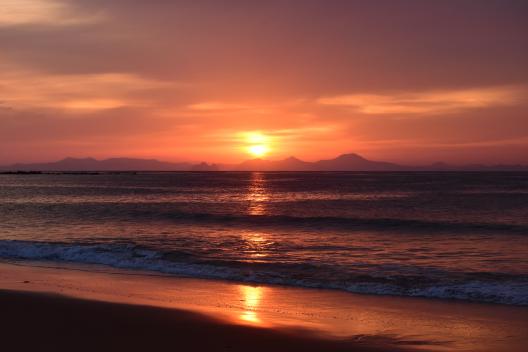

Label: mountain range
[1,154,527,172]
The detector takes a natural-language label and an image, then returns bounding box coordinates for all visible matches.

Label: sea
[1,172,527,305]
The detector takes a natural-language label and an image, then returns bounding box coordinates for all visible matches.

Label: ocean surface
[1,172,527,305]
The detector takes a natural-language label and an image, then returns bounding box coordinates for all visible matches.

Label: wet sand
[1,261,527,351]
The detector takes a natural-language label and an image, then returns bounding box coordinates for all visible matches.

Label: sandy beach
[1,261,527,352]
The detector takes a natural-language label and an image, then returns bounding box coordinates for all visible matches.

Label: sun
[248,144,269,157]
[243,132,271,158]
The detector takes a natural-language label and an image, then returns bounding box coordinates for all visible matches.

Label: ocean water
[1,172,527,305]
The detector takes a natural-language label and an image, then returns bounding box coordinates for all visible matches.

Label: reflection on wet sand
[239,285,264,324]
[247,172,268,215]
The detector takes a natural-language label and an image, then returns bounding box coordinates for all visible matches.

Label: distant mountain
[1,157,192,171]
[235,154,528,171]
[235,153,406,171]
[235,156,312,171]
[191,162,220,171]
[1,154,527,172]
[314,153,406,171]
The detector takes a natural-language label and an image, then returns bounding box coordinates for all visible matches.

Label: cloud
[0,0,103,27]
[0,70,168,112]
[188,102,256,111]
[186,100,308,117]
[2,1,527,92]
[317,86,527,115]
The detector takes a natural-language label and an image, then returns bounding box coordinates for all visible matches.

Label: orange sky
[1,0,527,165]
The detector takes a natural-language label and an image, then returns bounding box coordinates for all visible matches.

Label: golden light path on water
[247,172,268,216]
[237,172,271,324]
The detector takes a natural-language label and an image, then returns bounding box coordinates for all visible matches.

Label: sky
[1,0,527,165]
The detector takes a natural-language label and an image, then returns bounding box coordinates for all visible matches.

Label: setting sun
[248,144,269,158]
[243,132,271,158]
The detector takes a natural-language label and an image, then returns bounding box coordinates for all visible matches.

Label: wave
[1,239,527,306]
[6,201,527,234]
[160,213,528,233]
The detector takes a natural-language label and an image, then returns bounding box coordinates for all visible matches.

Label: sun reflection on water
[247,172,268,215]
[242,232,272,261]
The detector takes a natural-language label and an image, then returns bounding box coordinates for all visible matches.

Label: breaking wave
[1,239,527,306]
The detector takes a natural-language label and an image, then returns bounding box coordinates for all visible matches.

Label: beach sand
[1,261,527,351]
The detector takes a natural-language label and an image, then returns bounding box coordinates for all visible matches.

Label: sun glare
[244,132,271,158]
[248,144,269,157]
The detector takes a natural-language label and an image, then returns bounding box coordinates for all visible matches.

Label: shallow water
[1,172,527,305]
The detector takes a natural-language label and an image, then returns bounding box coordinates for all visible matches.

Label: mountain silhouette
[2,157,192,171]
[314,153,405,171]
[1,154,527,172]
[235,156,312,171]
[235,154,406,171]
[191,162,220,171]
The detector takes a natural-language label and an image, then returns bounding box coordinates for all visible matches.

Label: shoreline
[1,257,526,309]
[2,239,526,306]
[1,261,528,351]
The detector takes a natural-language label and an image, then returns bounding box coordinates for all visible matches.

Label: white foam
[1,239,527,306]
